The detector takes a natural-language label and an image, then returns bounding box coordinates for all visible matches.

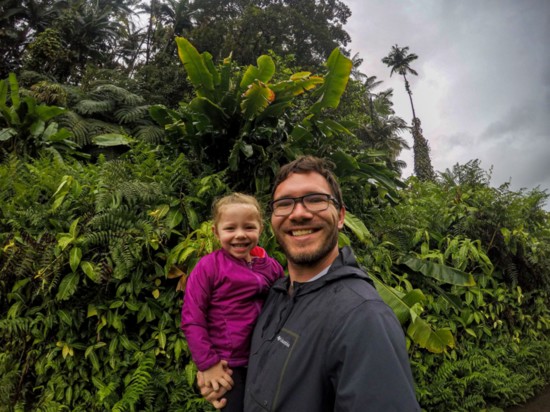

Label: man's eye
[275,200,293,208]
[307,195,326,204]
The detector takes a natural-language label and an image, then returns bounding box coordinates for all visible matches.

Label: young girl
[181,193,284,411]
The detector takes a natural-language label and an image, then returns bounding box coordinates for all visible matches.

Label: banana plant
[150,36,353,196]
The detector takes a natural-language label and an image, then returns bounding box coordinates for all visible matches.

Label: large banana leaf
[240,81,275,119]
[309,48,352,114]
[407,316,455,353]
[401,255,476,286]
[240,55,276,90]
[189,97,228,128]
[175,37,215,100]
[344,212,372,244]
[370,274,425,324]
[372,274,454,353]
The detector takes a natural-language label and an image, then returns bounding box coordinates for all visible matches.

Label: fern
[111,353,155,412]
[93,84,144,106]
[133,125,165,144]
[115,105,150,124]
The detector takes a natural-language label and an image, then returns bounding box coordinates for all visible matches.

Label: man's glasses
[270,193,339,217]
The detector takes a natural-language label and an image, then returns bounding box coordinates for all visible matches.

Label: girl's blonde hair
[212,193,263,227]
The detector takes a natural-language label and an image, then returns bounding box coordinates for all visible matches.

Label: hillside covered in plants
[1,1,550,411]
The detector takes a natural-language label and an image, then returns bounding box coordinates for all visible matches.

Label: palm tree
[382,44,435,181]
[357,77,410,173]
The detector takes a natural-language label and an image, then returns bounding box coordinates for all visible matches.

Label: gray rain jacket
[244,246,421,411]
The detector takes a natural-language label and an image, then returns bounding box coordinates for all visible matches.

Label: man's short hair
[272,156,344,208]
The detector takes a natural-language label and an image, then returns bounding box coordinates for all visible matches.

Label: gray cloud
[345,0,550,207]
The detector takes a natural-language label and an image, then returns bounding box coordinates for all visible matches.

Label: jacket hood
[272,246,373,297]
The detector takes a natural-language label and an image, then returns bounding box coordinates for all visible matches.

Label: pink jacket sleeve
[180,258,220,371]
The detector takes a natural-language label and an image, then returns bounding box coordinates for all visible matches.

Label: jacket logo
[276,335,290,348]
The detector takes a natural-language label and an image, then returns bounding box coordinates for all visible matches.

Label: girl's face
[213,204,262,261]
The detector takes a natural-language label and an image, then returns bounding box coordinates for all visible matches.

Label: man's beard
[276,228,339,267]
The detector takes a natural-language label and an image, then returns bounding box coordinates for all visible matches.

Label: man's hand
[197,360,233,409]
[201,360,234,391]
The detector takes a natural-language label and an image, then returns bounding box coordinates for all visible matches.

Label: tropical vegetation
[1,1,549,411]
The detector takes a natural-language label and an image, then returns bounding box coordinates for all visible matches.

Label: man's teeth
[292,229,313,236]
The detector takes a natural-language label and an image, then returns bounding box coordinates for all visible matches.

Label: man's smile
[291,229,315,237]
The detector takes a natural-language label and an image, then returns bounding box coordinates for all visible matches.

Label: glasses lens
[272,199,294,216]
[304,194,330,211]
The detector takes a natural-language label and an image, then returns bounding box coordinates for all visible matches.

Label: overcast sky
[344,0,550,206]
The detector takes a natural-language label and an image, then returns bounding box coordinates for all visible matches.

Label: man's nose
[288,199,312,219]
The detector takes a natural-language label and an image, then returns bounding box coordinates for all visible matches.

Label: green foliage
[152,37,402,208]
[0,146,216,411]
[354,167,550,407]
[0,73,77,159]
[187,0,351,69]
[1,29,550,412]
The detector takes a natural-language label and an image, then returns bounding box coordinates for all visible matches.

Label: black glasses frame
[269,193,340,216]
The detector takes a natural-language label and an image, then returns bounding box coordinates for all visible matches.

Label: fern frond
[75,99,115,115]
[58,112,92,145]
[112,353,155,412]
[133,125,165,144]
[115,106,149,124]
[93,84,144,106]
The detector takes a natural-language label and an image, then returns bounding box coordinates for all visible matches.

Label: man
[199,156,420,411]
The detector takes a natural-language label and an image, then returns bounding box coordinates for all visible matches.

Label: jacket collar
[272,246,372,296]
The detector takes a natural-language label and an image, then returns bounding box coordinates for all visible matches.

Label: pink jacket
[180,247,284,371]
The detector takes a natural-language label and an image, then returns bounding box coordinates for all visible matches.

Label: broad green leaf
[149,204,170,219]
[92,133,132,147]
[149,105,180,126]
[166,209,183,229]
[370,274,410,324]
[185,362,197,387]
[87,304,98,317]
[36,104,65,121]
[69,218,80,238]
[58,310,72,326]
[70,247,82,272]
[407,317,455,353]
[125,301,140,311]
[11,278,30,292]
[240,81,275,119]
[56,272,80,301]
[344,212,372,244]
[29,119,45,137]
[240,55,276,90]
[189,97,227,128]
[62,344,73,358]
[46,126,73,142]
[202,51,221,86]
[0,128,17,141]
[158,331,166,349]
[271,76,324,97]
[174,338,184,361]
[81,261,98,282]
[175,37,215,99]
[401,255,476,286]
[58,235,74,251]
[309,48,352,114]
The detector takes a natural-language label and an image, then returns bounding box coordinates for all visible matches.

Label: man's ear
[337,207,345,230]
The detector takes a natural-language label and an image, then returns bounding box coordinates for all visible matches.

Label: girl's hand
[197,360,234,408]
